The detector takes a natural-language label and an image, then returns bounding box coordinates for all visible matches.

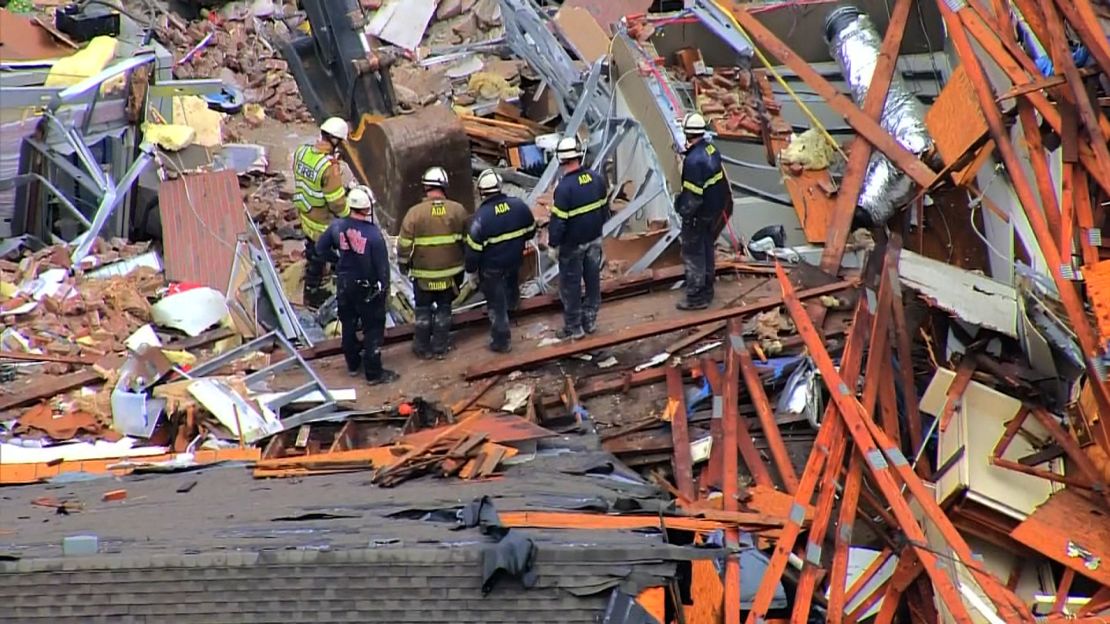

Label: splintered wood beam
[775,261,1036,622]
[744,277,874,624]
[885,235,927,475]
[1074,166,1101,267]
[726,323,774,489]
[666,365,697,501]
[1016,99,1065,245]
[943,1,1110,455]
[700,357,725,494]
[723,318,743,624]
[791,428,850,623]
[939,353,978,432]
[725,4,937,191]
[820,0,914,275]
[826,453,864,624]
[738,347,799,493]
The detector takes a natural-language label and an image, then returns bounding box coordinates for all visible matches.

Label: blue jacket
[677,138,727,221]
[549,166,608,248]
[315,216,390,291]
[465,193,537,273]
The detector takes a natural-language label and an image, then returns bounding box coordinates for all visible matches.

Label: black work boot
[556,326,585,341]
[367,369,399,385]
[676,299,709,311]
[431,305,452,358]
[489,330,511,353]
[413,307,433,359]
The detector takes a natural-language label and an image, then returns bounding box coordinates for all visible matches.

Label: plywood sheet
[555,6,611,64]
[0,8,73,61]
[158,170,249,293]
[563,0,651,32]
[925,65,991,185]
[1010,489,1110,587]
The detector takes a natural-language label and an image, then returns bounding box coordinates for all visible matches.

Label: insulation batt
[825,6,934,225]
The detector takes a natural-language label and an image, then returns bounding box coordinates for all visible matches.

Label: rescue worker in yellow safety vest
[397,167,469,360]
[294,116,351,309]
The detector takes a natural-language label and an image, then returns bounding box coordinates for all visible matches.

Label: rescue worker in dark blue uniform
[548,136,609,340]
[675,112,728,310]
[464,169,537,353]
[315,185,398,385]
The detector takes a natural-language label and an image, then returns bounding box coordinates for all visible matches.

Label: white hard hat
[321,117,350,141]
[555,136,583,162]
[682,112,707,137]
[347,185,374,211]
[421,166,449,188]
[477,169,502,196]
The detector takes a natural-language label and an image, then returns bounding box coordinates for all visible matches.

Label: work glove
[546,246,559,265]
[463,271,479,289]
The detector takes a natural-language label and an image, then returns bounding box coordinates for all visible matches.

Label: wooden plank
[0,369,101,412]
[1017,99,1065,246]
[722,318,742,624]
[737,348,798,493]
[0,448,260,485]
[498,510,734,533]
[464,278,858,379]
[1010,489,1110,588]
[665,365,697,501]
[826,454,864,624]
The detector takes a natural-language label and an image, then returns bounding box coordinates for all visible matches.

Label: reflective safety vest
[293,145,348,239]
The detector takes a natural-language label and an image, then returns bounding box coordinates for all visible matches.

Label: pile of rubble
[156,4,313,124]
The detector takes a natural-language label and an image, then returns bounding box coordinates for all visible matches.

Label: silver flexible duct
[825,6,934,225]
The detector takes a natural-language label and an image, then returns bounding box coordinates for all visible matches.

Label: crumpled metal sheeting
[826,6,934,225]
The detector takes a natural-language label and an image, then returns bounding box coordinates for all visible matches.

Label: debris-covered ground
[2,0,1110,622]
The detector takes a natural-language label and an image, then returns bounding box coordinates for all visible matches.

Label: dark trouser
[558,238,602,332]
[680,216,717,305]
[337,276,386,380]
[304,238,329,308]
[479,267,520,350]
[413,282,456,356]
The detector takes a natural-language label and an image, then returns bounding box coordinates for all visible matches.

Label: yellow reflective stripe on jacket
[324,185,345,204]
[683,170,724,196]
[550,198,606,219]
[292,146,334,211]
[299,214,329,239]
[466,234,484,251]
[399,234,462,247]
[486,225,535,245]
[682,180,704,195]
[410,265,464,279]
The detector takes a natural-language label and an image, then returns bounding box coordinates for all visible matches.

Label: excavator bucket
[344,105,475,235]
